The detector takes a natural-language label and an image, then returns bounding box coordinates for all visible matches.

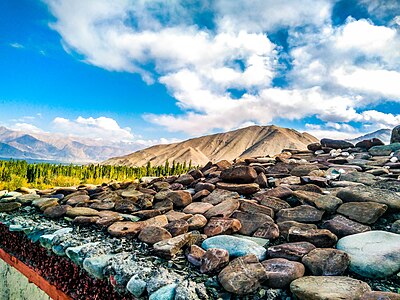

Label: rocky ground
[2,129,400,299]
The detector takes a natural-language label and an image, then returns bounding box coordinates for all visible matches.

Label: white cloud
[44,0,400,137]
[12,123,44,133]
[9,43,24,49]
[52,116,134,142]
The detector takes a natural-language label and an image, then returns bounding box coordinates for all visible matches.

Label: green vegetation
[0,159,192,190]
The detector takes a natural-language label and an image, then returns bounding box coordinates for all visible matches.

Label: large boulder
[320,138,354,149]
[390,125,400,144]
[290,276,371,300]
[220,166,257,184]
[336,231,400,278]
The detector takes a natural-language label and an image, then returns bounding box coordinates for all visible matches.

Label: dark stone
[320,138,354,149]
[262,258,305,288]
[268,242,316,261]
[288,227,338,248]
[302,248,349,275]
[322,215,371,237]
[276,205,324,223]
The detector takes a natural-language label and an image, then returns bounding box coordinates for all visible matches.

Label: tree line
[0,159,193,190]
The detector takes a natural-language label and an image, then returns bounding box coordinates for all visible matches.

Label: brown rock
[300,176,328,187]
[288,227,338,248]
[290,164,320,177]
[114,199,138,213]
[216,182,260,195]
[145,215,169,227]
[187,214,208,230]
[240,201,274,218]
[175,174,195,185]
[262,258,305,288]
[96,214,124,227]
[253,221,280,239]
[204,217,241,237]
[336,202,387,224]
[0,202,22,213]
[194,182,215,192]
[360,291,400,300]
[214,160,232,170]
[153,199,174,213]
[322,215,371,238]
[153,232,197,258]
[164,219,189,236]
[293,191,342,214]
[90,201,115,210]
[167,190,192,208]
[302,248,349,275]
[164,210,192,222]
[220,166,258,184]
[66,194,90,206]
[192,189,210,201]
[204,198,240,219]
[200,248,230,274]
[261,186,292,199]
[43,205,70,218]
[138,226,172,244]
[278,221,318,238]
[277,205,324,223]
[202,188,239,205]
[268,242,316,261]
[107,221,145,237]
[255,172,268,188]
[73,216,100,225]
[186,244,206,266]
[218,254,268,295]
[257,196,291,213]
[290,276,371,300]
[232,211,275,236]
[183,202,214,214]
[66,207,99,218]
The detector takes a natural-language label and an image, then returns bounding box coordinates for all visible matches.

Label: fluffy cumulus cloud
[52,116,134,142]
[45,0,400,138]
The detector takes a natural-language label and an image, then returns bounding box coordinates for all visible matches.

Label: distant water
[0,157,83,165]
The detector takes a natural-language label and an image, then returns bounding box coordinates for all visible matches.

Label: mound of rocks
[2,128,400,298]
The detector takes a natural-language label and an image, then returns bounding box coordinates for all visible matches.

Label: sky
[1,0,400,148]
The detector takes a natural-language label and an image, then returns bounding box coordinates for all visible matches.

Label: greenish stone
[232,234,269,247]
[202,235,267,260]
[16,194,40,204]
[66,242,99,266]
[149,284,177,300]
[337,231,400,278]
[83,254,115,279]
[39,228,73,249]
[127,277,147,297]
[369,143,400,156]
[0,202,21,212]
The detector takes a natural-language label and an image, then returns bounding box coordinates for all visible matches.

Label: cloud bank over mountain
[43,0,400,138]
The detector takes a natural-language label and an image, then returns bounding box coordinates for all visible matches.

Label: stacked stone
[1,128,400,299]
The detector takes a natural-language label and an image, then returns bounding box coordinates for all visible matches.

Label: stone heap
[1,129,400,299]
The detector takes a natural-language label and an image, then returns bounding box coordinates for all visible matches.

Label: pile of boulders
[1,126,400,299]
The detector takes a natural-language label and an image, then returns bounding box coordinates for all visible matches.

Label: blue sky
[1,0,400,147]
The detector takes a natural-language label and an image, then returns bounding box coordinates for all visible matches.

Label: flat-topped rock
[203,217,241,237]
[293,191,342,214]
[288,227,338,248]
[290,276,371,300]
[322,215,371,237]
[203,198,239,219]
[336,231,400,278]
[232,211,276,236]
[336,186,400,211]
[277,205,324,223]
[201,188,239,205]
[336,202,387,224]
[215,182,260,195]
[268,242,316,261]
[66,207,100,218]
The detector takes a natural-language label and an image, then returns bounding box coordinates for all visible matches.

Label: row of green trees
[0,159,193,190]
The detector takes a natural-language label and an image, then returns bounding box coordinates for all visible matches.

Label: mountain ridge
[103,125,318,167]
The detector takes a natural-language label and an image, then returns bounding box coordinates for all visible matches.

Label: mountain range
[347,128,391,145]
[0,126,135,163]
[103,125,319,167]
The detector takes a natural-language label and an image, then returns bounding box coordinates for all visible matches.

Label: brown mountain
[103,125,318,167]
